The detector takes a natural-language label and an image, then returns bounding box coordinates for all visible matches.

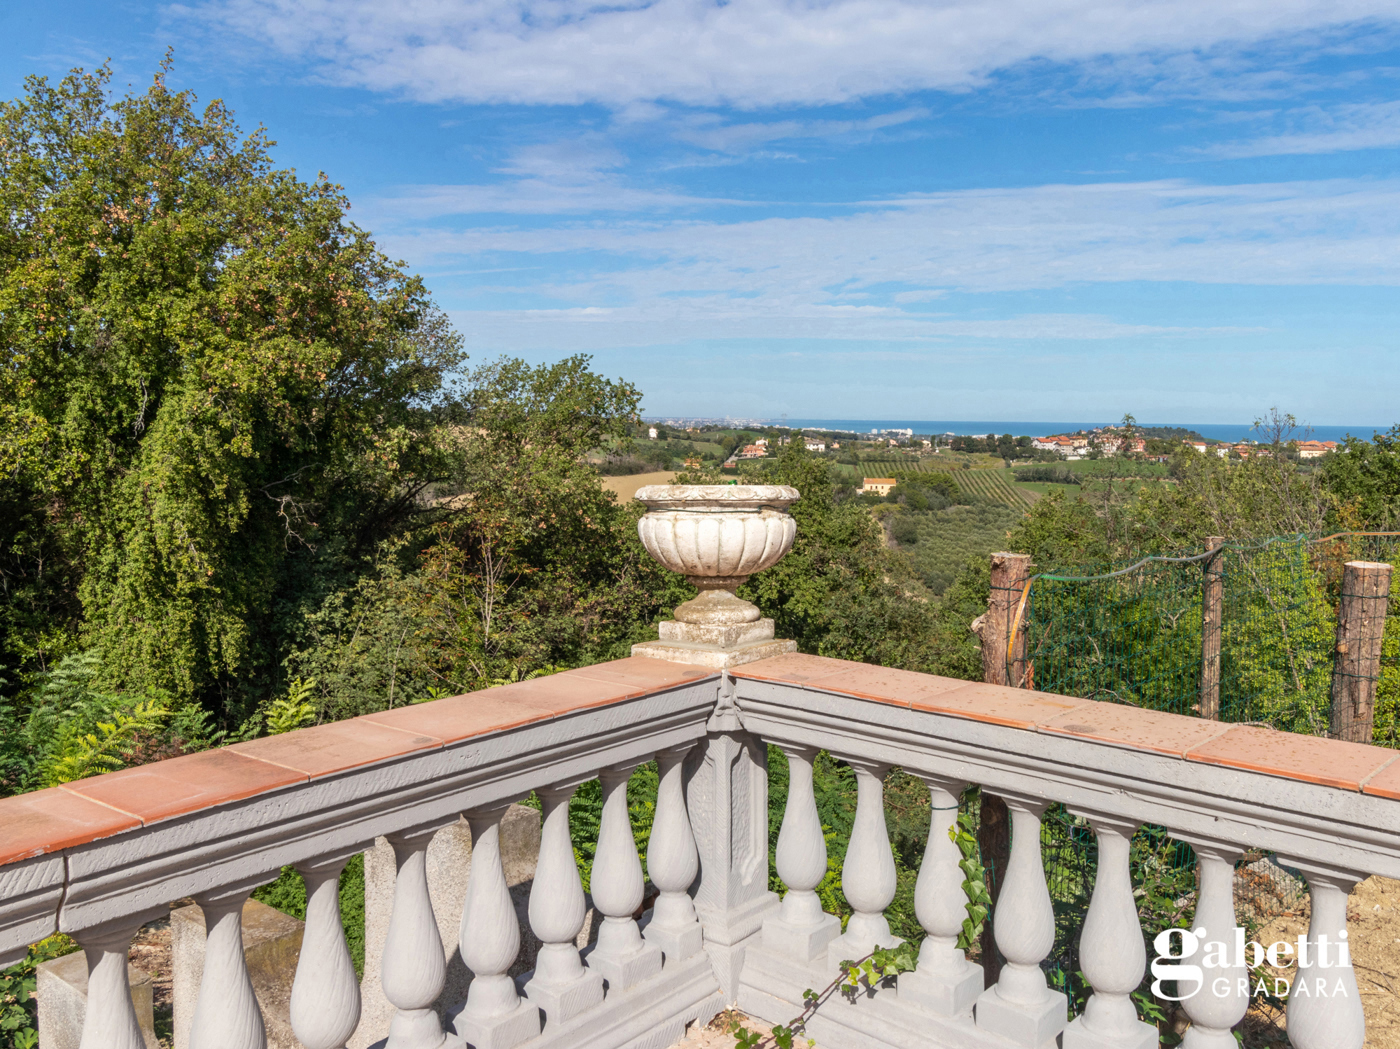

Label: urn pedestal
[630,485,800,669]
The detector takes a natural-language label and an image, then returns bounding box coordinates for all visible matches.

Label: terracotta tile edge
[215,749,319,780]
[1033,713,1236,757]
[1184,750,1362,791]
[345,720,447,748]
[1360,753,1400,794]
[55,784,151,825]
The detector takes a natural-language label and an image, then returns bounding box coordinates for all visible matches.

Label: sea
[779,420,1385,444]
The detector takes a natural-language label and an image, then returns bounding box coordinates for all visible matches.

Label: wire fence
[997,531,1400,743]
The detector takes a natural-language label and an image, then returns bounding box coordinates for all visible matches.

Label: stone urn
[631,484,800,668]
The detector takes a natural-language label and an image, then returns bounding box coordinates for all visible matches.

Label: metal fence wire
[1002,531,1400,743]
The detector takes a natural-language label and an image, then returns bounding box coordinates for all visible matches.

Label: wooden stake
[974,552,1028,987]
[1330,560,1393,743]
[982,552,1032,688]
[1199,537,1225,720]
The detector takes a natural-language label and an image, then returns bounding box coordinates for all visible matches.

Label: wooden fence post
[974,551,1029,987]
[1330,560,1393,743]
[1200,537,1225,720]
[981,552,1032,688]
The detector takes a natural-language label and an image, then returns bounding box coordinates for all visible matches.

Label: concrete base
[36,950,159,1049]
[639,915,705,964]
[826,930,901,973]
[172,897,304,1049]
[896,959,985,1017]
[445,997,540,1049]
[631,637,796,669]
[581,938,663,993]
[1062,1014,1159,1049]
[658,618,777,649]
[974,985,1068,1048]
[521,966,605,1027]
[760,912,841,966]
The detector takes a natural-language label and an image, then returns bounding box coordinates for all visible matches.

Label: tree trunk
[1330,560,1392,742]
[1199,537,1225,720]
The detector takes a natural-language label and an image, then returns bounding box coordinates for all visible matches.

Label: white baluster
[290,856,361,1049]
[826,758,900,969]
[1063,816,1156,1049]
[897,779,983,1016]
[1177,843,1247,1049]
[1280,860,1365,1049]
[382,827,450,1049]
[583,763,662,991]
[762,744,840,964]
[190,886,267,1049]
[76,913,159,1049]
[642,744,704,964]
[975,798,1067,1048]
[448,806,540,1049]
[523,782,604,1026]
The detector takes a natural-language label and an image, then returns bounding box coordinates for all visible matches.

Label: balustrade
[642,744,704,963]
[1063,816,1156,1049]
[190,885,268,1049]
[582,762,664,991]
[450,806,540,1049]
[762,744,840,963]
[6,653,1400,1049]
[895,777,983,1016]
[523,781,605,1026]
[290,855,362,1049]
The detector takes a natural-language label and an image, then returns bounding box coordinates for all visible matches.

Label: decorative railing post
[1063,816,1156,1049]
[1279,859,1365,1049]
[290,856,361,1049]
[629,483,801,999]
[827,758,900,967]
[190,885,268,1049]
[1177,841,1247,1049]
[762,744,840,965]
[450,806,540,1049]
[76,912,163,1049]
[584,763,663,991]
[974,797,1067,1048]
[523,780,604,1027]
[382,826,450,1049]
[643,744,704,964]
[897,778,983,1016]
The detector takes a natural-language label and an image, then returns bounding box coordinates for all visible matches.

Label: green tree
[0,63,462,721]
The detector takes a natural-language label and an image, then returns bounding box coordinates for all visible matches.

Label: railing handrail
[0,659,719,964]
[733,655,1400,879]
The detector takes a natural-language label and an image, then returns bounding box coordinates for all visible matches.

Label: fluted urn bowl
[634,485,800,592]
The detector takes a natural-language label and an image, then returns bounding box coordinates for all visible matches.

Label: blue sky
[3,1,1399,424]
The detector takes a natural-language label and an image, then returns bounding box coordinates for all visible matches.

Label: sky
[2,1,1399,424]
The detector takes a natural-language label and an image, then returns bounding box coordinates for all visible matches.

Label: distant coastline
[646,417,1386,444]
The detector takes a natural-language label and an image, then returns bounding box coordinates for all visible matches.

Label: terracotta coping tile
[61,749,305,825]
[230,719,441,778]
[730,653,866,684]
[780,663,969,708]
[1360,757,1400,800]
[0,787,142,864]
[1037,703,1234,757]
[1186,725,1396,791]
[503,671,660,715]
[909,682,1090,730]
[570,657,717,697]
[362,688,559,746]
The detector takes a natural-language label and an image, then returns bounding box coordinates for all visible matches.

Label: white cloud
[181,0,1400,109]
[369,177,1400,350]
[1204,100,1400,157]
